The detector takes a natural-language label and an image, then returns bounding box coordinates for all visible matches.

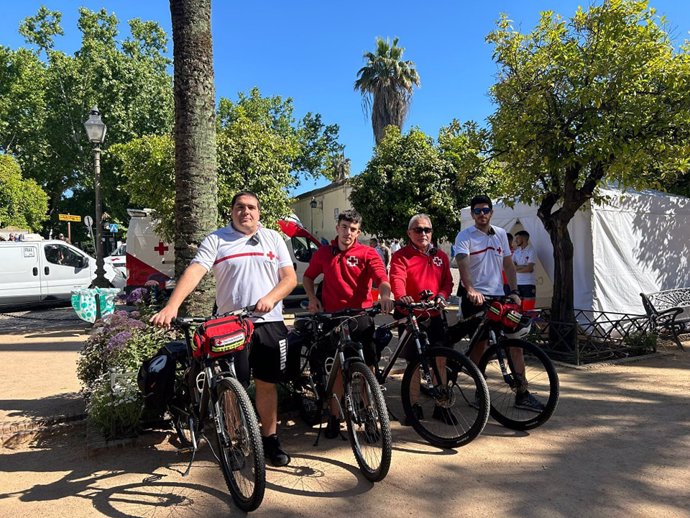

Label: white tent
[460,187,690,315]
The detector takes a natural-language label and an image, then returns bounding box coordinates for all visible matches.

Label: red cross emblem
[346,256,359,267]
[497,246,503,255]
[433,256,443,267]
[266,251,275,260]
[154,242,169,256]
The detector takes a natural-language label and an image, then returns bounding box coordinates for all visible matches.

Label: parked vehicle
[125,209,322,304]
[0,238,124,308]
[104,243,127,280]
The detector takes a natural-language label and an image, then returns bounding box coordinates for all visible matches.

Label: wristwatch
[510,289,520,296]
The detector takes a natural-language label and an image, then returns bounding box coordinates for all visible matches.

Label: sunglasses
[472,207,492,215]
[412,227,433,234]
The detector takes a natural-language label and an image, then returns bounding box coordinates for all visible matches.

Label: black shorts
[457,296,488,342]
[320,314,377,367]
[397,313,447,361]
[233,321,289,385]
[518,284,536,298]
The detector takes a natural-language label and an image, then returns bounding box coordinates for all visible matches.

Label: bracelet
[509,289,520,296]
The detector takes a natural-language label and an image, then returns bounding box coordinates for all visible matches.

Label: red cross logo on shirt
[154,242,169,256]
[433,256,443,267]
[346,256,359,267]
[266,251,275,260]
[497,246,503,255]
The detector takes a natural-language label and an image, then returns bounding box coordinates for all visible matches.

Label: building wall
[293,183,352,243]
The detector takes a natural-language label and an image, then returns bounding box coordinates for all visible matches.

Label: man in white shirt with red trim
[454,195,545,412]
[151,191,297,466]
[513,230,537,311]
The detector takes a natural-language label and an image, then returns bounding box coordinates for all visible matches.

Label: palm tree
[354,37,420,145]
[170,0,217,314]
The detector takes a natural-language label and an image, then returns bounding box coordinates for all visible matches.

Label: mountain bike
[167,306,265,512]
[291,307,392,482]
[448,297,559,431]
[373,297,490,449]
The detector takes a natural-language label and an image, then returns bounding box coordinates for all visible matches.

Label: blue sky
[2,1,689,196]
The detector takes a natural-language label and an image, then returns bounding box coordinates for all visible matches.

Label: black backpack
[137,341,187,410]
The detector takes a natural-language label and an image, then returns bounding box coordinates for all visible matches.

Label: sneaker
[432,405,459,426]
[514,391,546,413]
[228,451,245,471]
[403,402,424,426]
[262,434,290,467]
[324,415,341,439]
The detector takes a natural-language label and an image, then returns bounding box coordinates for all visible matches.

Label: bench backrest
[641,288,690,316]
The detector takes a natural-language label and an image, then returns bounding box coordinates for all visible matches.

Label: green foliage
[488,0,690,215]
[350,125,493,242]
[0,6,173,232]
[111,88,344,239]
[487,0,690,324]
[0,154,48,231]
[355,37,420,144]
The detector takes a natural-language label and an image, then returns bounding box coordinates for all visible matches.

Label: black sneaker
[262,434,290,467]
[324,415,341,439]
[364,419,380,443]
[432,405,459,426]
[514,391,546,413]
[403,402,424,426]
[228,451,245,471]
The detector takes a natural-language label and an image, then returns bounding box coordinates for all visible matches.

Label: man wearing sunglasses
[389,214,455,425]
[454,195,545,412]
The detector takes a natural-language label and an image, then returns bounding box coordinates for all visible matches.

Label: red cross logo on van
[154,242,169,256]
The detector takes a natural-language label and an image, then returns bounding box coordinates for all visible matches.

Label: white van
[125,209,322,304]
[0,239,125,308]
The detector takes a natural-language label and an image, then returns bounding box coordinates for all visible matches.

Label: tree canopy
[0,6,173,235]
[350,123,496,242]
[488,0,690,328]
[355,37,420,145]
[0,154,49,232]
[111,88,343,239]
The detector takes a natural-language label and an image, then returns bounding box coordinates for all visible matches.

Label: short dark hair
[516,230,530,239]
[470,195,493,210]
[338,209,362,226]
[231,191,261,210]
[506,232,513,242]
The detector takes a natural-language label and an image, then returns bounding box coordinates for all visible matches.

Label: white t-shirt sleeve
[272,231,293,269]
[190,233,217,271]
[500,230,511,258]
[454,230,470,255]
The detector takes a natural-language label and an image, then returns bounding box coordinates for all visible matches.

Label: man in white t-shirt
[454,195,544,412]
[151,191,297,466]
[513,230,537,311]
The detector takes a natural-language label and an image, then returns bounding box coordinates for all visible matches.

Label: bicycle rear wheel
[214,377,266,512]
[344,362,392,482]
[478,338,559,430]
[401,347,489,449]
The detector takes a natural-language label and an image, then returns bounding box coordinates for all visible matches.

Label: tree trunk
[540,211,577,351]
[170,0,217,315]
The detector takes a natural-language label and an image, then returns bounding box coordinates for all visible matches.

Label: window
[45,244,86,268]
[292,236,319,263]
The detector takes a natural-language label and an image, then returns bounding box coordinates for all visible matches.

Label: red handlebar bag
[192,315,254,360]
[487,301,522,331]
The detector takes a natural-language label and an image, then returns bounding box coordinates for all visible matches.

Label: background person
[513,230,537,311]
[455,195,544,412]
[303,210,394,438]
[150,191,297,466]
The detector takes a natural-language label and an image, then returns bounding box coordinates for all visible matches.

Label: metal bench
[640,288,690,350]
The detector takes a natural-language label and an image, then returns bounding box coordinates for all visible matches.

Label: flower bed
[77,288,172,439]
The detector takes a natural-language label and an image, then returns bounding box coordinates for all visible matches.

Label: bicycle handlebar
[294,304,382,322]
[172,304,256,329]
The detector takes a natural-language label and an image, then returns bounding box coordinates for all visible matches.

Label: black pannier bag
[137,341,187,410]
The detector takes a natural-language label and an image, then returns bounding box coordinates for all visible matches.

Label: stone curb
[0,412,87,442]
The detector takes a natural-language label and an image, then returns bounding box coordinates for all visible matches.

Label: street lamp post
[310,196,317,234]
[83,106,108,288]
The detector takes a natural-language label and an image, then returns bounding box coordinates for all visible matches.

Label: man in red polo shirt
[303,209,394,438]
[389,213,456,425]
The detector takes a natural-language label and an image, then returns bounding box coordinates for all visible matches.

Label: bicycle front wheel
[478,338,559,431]
[344,362,392,482]
[401,347,490,449]
[214,377,266,512]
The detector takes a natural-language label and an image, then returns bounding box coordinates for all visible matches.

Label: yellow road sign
[58,214,81,222]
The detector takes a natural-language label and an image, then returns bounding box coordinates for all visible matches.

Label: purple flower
[107,331,132,351]
[126,288,149,305]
